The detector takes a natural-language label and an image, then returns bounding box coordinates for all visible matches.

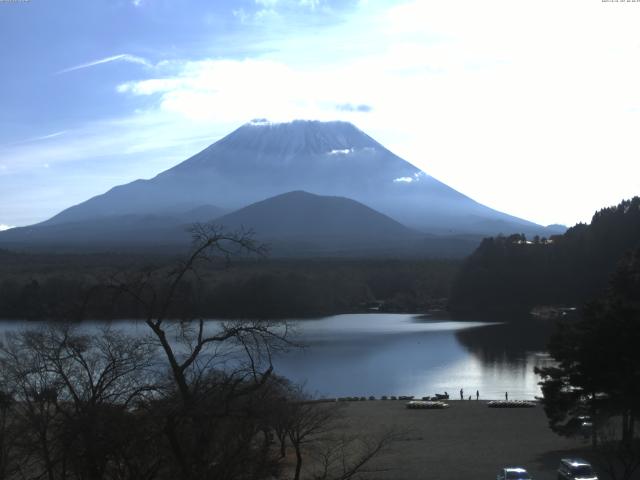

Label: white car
[557,458,598,480]
[497,467,533,480]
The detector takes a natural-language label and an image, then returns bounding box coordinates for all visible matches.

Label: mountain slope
[40,120,552,236]
[0,205,226,251]
[213,190,427,256]
[216,190,415,239]
[0,190,487,257]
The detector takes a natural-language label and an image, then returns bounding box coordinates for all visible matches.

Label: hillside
[449,197,640,313]
[0,191,482,257]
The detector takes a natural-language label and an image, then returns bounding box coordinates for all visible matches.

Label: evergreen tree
[536,249,640,479]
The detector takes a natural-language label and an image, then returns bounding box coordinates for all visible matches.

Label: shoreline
[310,397,540,403]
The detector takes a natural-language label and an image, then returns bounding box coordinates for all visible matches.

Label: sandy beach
[327,400,599,480]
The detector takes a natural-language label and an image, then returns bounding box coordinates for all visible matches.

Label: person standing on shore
[505,391,508,401]
[476,390,479,400]
[460,388,463,400]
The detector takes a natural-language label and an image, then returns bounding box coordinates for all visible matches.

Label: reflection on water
[455,318,554,362]
[0,314,556,400]
[272,314,555,400]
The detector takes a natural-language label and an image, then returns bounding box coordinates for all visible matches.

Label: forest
[3,197,639,322]
[0,248,459,321]
[449,197,640,315]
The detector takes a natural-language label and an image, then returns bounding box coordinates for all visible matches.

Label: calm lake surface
[0,313,554,400]
[272,314,553,400]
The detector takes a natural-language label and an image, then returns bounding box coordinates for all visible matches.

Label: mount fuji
[0,120,563,255]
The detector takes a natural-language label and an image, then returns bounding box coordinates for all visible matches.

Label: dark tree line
[450,197,640,314]
[0,255,459,320]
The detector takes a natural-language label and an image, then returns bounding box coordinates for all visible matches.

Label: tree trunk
[39,429,56,480]
[590,396,598,448]
[294,443,303,480]
[622,410,631,445]
[276,429,287,458]
[163,414,191,480]
[280,438,286,458]
[146,321,192,406]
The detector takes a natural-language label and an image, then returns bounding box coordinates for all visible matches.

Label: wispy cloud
[0,110,236,225]
[1,131,68,148]
[337,103,372,113]
[56,54,152,75]
[0,224,14,232]
[32,131,68,141]
[297,0,322,9]
[255,0,323,8]
[0,110,231,177]
[235,0,329,24]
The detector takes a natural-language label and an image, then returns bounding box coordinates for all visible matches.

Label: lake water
[272,314,553,400]
[0,313,554,400]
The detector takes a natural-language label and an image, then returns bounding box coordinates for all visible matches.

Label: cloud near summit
[337,103,372,113]
[115,58,377,123]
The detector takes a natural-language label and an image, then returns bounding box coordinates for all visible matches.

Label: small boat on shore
[487,400,536,408]
[406,400,449,409]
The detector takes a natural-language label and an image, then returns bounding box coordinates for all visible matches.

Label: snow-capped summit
[174,119,381,164]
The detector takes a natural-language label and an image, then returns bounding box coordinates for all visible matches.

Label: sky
[0,0,639,230]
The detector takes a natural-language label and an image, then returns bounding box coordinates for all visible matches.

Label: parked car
[577,416,593,435]
[563,415,593,438]
[557,458,598,480]
[497,467,533,480]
